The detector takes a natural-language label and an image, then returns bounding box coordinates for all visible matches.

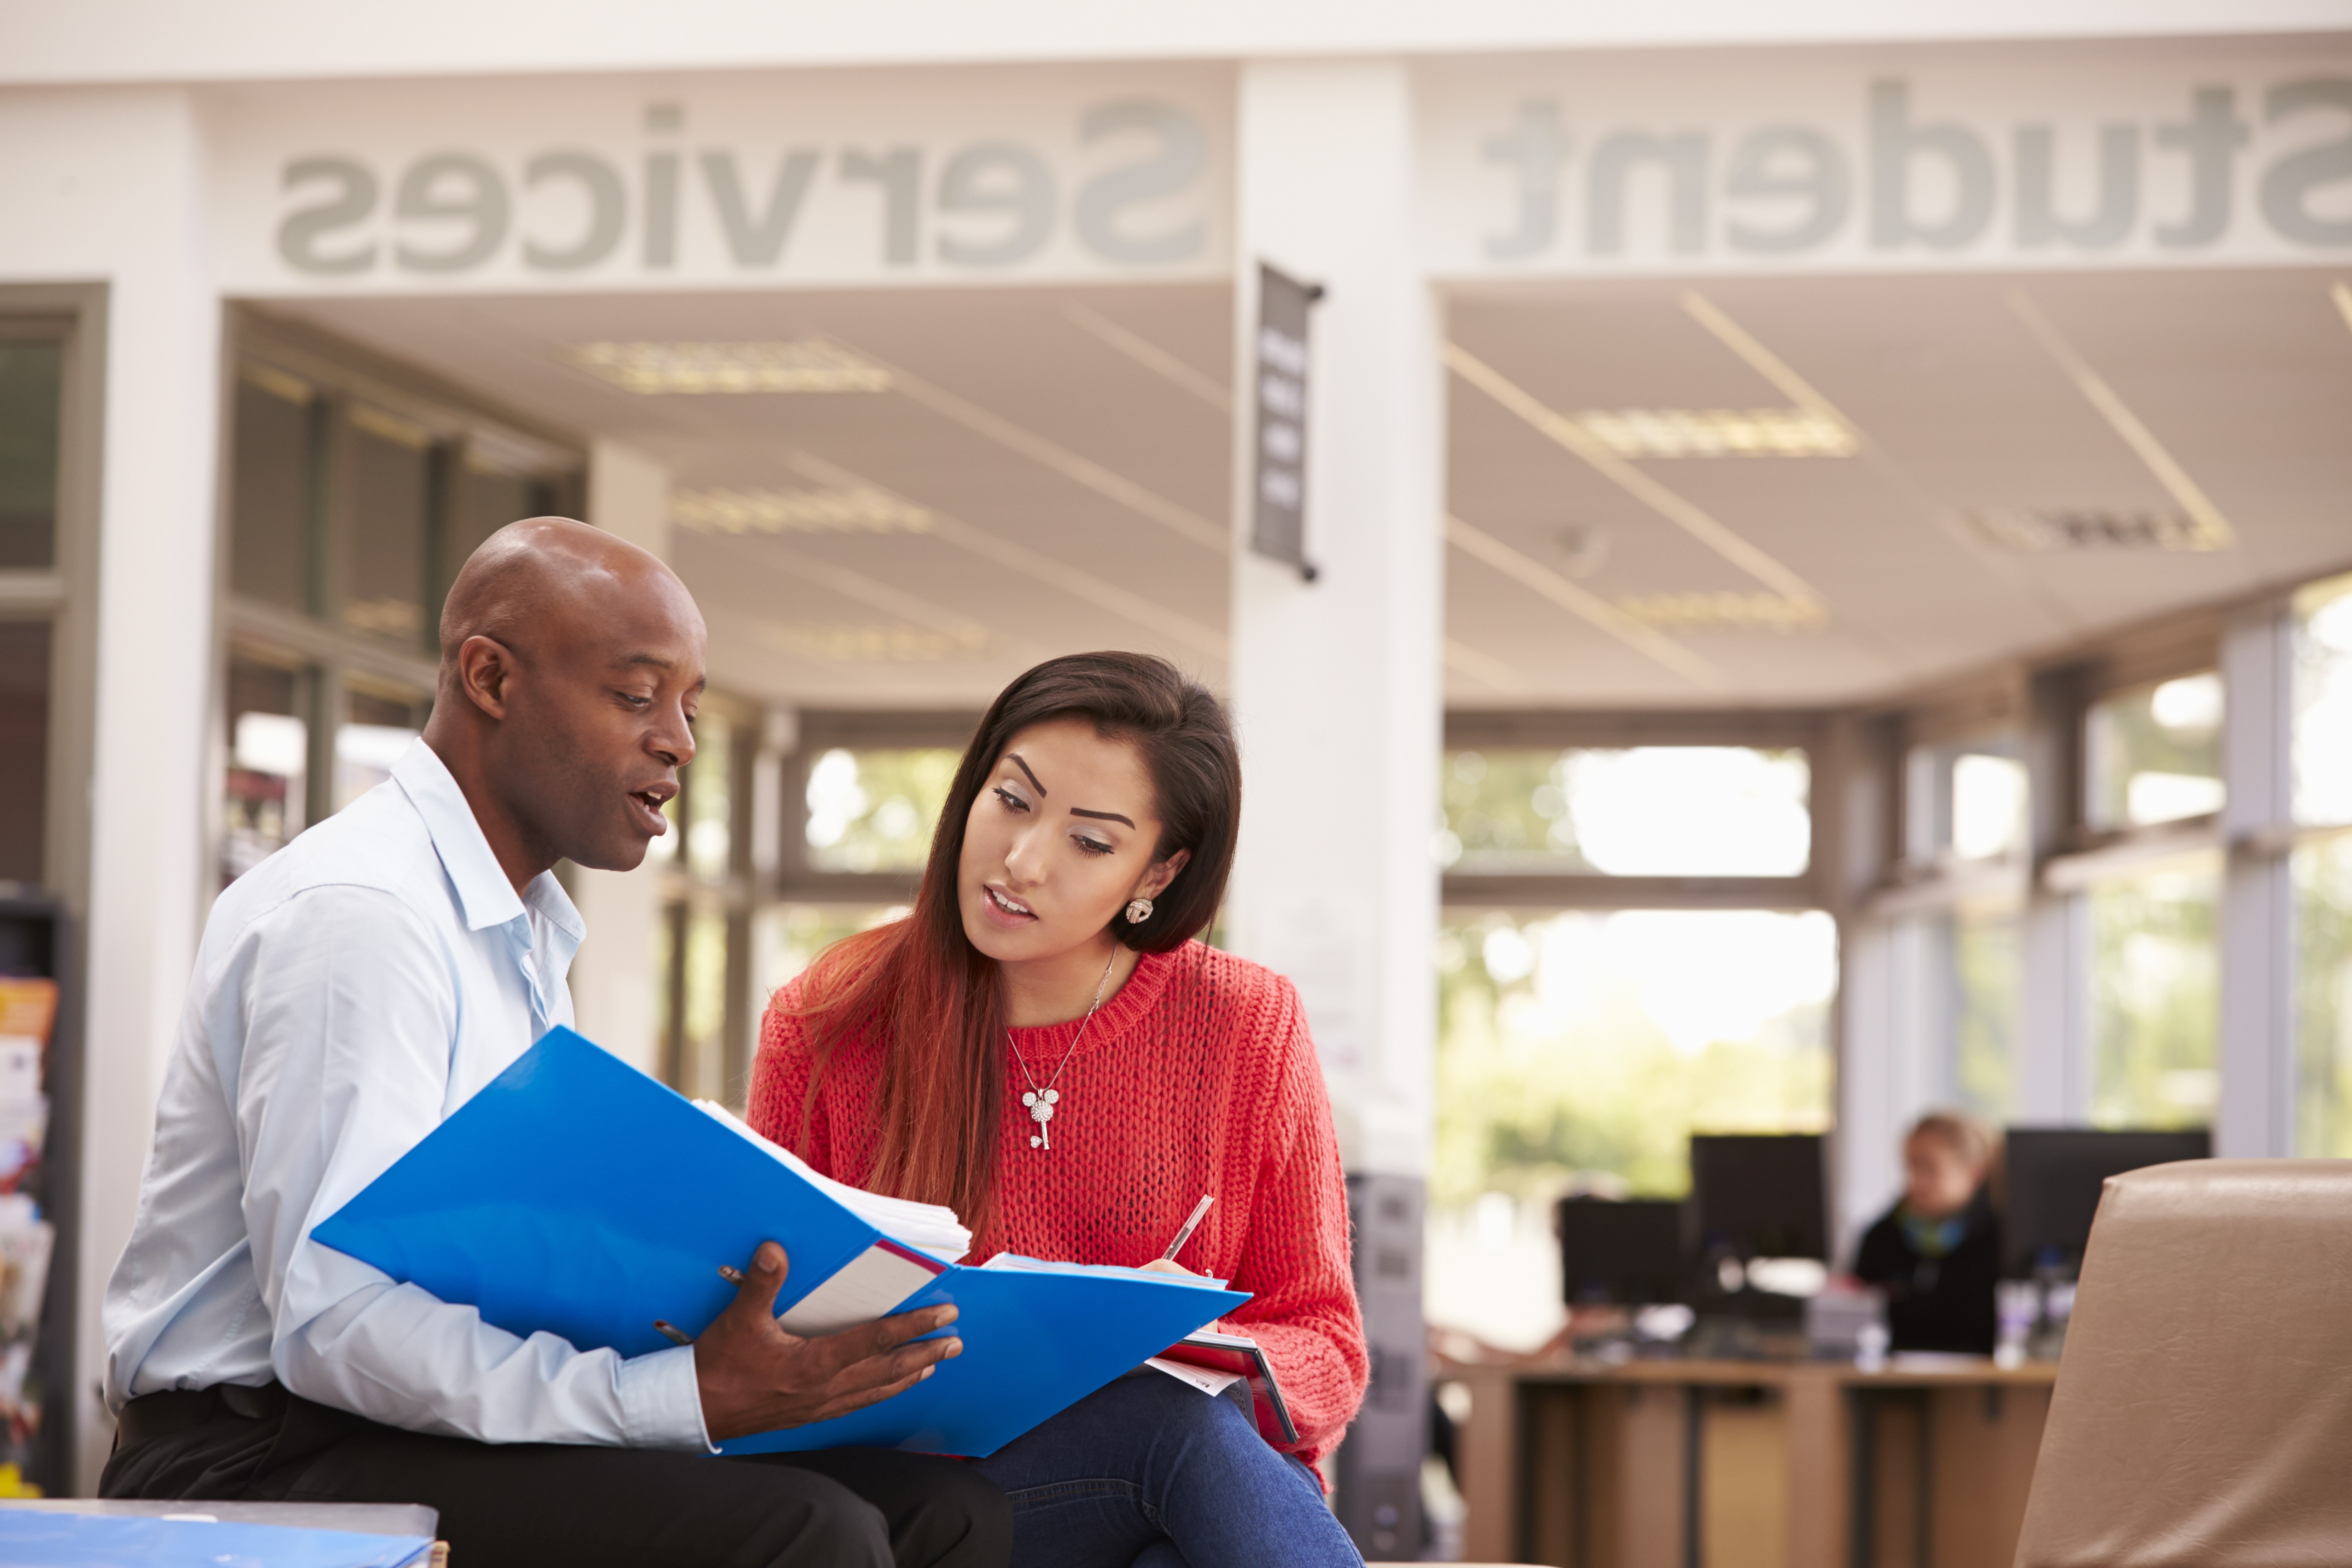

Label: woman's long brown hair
[789,652,1240,1232]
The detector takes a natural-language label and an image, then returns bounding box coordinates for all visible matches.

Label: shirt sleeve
[1220,979,1370,1461]
[235,885,712,1450]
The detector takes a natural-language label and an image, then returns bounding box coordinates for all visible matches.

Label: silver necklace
[1008,946,1120,1151]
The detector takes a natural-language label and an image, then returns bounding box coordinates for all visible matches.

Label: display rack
[0,893,78,1495]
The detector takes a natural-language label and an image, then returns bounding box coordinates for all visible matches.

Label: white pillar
[1222,59,1444,1178]
[567,440,672,1075]
[62,90,223,1490]
[2217,603,2295,1157]
[1836,917,1945,1255]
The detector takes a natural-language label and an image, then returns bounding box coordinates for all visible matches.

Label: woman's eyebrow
[1069,807,1136,828]
[1007,754,1047,795]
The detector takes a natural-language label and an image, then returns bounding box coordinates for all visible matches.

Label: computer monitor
[2003,1127,2210,1277]
[1688,1134,1828,1261]
[1556,1197,1686,1306]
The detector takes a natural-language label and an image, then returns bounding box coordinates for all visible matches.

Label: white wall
[3,0,2333,84]
[0,87,223,1490]
[1221,59,1444,1176]
[567,440,674,1078]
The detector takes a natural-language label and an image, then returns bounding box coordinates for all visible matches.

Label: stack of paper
[694,1101,970,1263]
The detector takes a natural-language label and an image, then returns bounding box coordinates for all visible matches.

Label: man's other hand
[691,1240,961,1442]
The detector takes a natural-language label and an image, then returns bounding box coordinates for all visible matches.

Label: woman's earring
[1124,897,1154,925]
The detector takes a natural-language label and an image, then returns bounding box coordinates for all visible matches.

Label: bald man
[100,521,1009,1568]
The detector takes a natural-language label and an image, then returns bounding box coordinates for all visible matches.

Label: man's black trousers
[100,1384,1011,1568]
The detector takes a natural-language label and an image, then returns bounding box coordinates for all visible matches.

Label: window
[0,309,84,907]
[2294,573,2352,828]
[0,338,63,571]
[659,903,735,1103]
[1431,906,1835,1348]
[1429,717,1827,1348]
[448,451,554,592]
[341,405,433,645]
[222,655,309,887]
[1943,899,2023,1119]
[804,747,961,875]
[1906,738,2027,865]
[2088,857,2220,1128]
[685,716,736,884]
[215,320,582,890]
[2086,673,2224,830]
[2292,574,2352,1154]
[336,683,427,811]
[0,622,50,884]
[2293,836,2352,1156]
[228,369,319,612]
[1438,745,1809,877]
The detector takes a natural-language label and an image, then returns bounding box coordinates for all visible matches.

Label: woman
[750,652,1368,1568]
[1853,1110,2002,1355]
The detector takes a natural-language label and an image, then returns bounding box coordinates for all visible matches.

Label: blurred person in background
[1854,1111,2001,1355]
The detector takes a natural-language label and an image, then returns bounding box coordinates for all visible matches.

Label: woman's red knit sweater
[748,939,1370,1467]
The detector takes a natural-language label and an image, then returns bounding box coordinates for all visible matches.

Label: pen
[1161,1194,1215,1262]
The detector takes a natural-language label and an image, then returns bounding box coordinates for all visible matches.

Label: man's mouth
[627,784,676,834]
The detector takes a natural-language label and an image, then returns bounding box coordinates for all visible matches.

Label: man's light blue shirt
[103,740,710,1450]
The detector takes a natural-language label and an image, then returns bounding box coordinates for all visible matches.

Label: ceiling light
[1615,593,1828,632]
[1964,508,2228,553]
[758,622,990,663]
[672,486,931,534]
[1574,408,1855,459]
[568,340,890,395]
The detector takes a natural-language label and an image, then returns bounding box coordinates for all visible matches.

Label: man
[102,520,1009,1568]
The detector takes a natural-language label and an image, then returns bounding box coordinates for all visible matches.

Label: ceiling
[263,263,2352,714]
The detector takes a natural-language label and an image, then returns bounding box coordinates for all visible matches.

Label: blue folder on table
[311,1027,1243,1457]
[0,1509,433,1568]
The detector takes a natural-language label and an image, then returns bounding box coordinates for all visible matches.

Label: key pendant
[1022,1088,1060,1150]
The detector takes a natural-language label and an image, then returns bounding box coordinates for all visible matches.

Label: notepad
[312,1027,1245,1457]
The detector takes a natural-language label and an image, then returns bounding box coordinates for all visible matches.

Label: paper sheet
[1144,1355,1245,1398]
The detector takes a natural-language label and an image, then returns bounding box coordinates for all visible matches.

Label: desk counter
[1453,1356,2058,1568]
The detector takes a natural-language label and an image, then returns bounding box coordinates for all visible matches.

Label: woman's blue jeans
[970,1369,1367,1568]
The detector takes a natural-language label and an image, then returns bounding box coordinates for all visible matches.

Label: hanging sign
[1250,262,1320,579]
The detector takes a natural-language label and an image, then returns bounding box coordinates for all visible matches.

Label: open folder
[310,1028,1243,1458]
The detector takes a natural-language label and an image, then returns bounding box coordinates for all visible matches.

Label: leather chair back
[2014,1159,2352,1566]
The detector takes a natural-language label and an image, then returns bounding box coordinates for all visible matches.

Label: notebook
[1152,1328,1300,1444]
[311,1027,1245,1457]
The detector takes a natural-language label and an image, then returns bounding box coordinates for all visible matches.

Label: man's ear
[455,634,517,720]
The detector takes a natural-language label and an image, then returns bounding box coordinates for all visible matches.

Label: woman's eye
[1074,836,1114,857]
[993,785,1029,813]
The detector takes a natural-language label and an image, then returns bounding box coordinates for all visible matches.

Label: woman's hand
[1140,1256,1225,1335]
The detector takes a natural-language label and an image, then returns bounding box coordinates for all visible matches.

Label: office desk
[1453,1356,2058,1568]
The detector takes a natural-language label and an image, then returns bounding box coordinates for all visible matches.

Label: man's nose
[652,710,696,768]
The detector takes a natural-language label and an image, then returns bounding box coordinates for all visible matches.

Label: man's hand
[692,1241,962,1443]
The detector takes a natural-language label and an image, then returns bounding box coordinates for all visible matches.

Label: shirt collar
[392,740,583,942]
